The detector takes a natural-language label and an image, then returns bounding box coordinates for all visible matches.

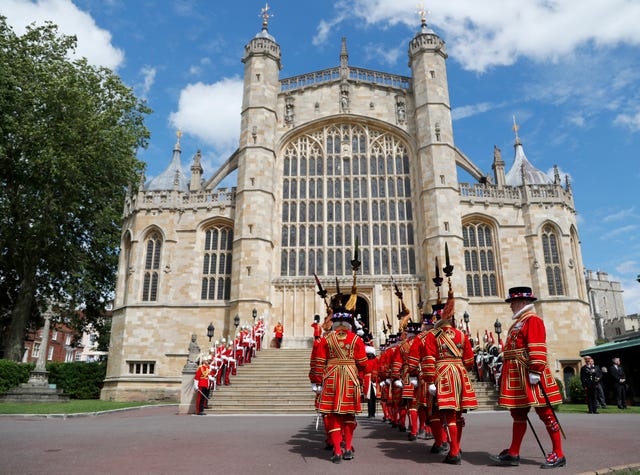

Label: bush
[47,362,107,399]
[555,377,565,402]
[0,360,32,394]
[568,375,585,403]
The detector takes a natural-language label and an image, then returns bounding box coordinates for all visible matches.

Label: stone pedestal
[178,366,197,414]
[0,379,70,402]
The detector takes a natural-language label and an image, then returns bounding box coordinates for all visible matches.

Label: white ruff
[512,303,535,320]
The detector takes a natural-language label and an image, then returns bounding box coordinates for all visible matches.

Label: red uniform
[310,326,367,460]
[422,321,477,460]
[273,323,284,348]
[194,361,213,415]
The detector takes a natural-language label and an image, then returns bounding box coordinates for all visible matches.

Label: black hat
[505,286,537,302]
[431,303,445,320]
[405,322,422,335]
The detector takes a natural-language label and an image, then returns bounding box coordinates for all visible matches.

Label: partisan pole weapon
[539,381,567,439]
[526,415,547,457]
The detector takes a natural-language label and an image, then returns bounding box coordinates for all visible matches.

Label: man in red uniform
[489,286,566,469]
[362,344,378,418]
[422,288,478,465]
[311,314,322,342]
[193,355,214,415]
[309,304,367,463]
[273,321,284,348]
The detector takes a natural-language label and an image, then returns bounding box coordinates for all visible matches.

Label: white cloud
[1,0,124,70]
[621,276,640,315]
[168,77,242,153]
[616,260,638,275]
[603,207,636,223]
[600,224,639,240]
[322,0,640,72]
[452,102,496,120]
[136,66,156,99]
[363,42,403,67]
[614,110,640,132]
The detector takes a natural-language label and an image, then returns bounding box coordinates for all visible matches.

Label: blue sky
[4,0,640,313]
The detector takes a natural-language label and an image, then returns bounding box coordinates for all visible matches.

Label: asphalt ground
[1,406,639,475]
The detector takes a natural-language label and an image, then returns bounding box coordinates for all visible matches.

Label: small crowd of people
[309,281,567,469]
[580,355,629,413]
[193,318,266,415]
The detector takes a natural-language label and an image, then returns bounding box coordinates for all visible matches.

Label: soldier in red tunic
[422,288,478,465]
[193,355,214,415]
[489,286,566,469]
[309,303,368,463]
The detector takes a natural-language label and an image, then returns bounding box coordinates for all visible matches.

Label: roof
[145,143,189,192]
[505,142,553,186]
[579,337,640,356]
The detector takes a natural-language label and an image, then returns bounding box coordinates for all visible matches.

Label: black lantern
[494,318,502,344]
[207,322,215,342]
[234,314,240,329]
[252,308,257,322]
[463,311,470,336]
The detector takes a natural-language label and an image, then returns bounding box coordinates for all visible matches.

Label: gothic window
[142,231,162,301]
[201,225,233,300]
[280,124,414,277]
[542,224,565,296]
[463,222,498,297]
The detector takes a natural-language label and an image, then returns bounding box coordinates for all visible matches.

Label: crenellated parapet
[459,182,574,209]
[243,37,281,67]
[123,187,237,218]
[280,66,411,93]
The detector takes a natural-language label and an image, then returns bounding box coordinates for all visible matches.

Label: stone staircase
[206,347,502,414]
[206,348,316,414]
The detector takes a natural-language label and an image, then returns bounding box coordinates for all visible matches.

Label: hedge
[0,360,106,399]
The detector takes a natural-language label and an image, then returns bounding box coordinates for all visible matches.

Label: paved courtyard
[1,406,639,474]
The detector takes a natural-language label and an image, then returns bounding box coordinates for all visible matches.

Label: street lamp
[252,308,257,323]
[207,322,215,342]
[494,318,502,345]
[234,314,240,329]
[463,311,470,336]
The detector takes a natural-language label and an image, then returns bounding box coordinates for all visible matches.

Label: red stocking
[508,407,529,455]
[343,415,357,451]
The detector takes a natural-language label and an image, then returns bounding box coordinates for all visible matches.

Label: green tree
[0,18,150,360]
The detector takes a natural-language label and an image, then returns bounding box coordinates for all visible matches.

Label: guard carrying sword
[489,286,567,469]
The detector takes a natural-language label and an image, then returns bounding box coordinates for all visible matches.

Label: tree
[0,18,150,361]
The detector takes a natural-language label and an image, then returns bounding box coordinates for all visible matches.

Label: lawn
[0,400,175,415]
[556,403,639,414]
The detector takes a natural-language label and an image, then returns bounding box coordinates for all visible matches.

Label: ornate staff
[392,276,411,330]
[314,273,333,331]
[345,238,361,312]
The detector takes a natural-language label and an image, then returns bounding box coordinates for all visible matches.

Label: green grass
[0,400,174,415]
[557,403,640,414]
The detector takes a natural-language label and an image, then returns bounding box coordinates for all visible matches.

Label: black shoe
[443,453,462,465]
[390,423,397,428]
[408,433,417,441]
[430,442,450,454]
[541,452,566,469]
[398,425,407,432]
[330,453,342,464]
[489,450,520,466]
[342,450,354,461]
[324,443,333,451]
[424,432,434,440]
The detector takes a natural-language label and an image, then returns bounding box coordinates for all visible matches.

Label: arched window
[201,225,233,300]
[463,222,498,297]
[542,224,565,296]
[142,232,162,301]
[280,124,414,277]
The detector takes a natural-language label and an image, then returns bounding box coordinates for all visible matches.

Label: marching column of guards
[308,248,566,468]
[193,316,266,415]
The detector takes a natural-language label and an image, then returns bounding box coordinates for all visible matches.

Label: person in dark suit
[609,357,627,409]
[580,356,602,414]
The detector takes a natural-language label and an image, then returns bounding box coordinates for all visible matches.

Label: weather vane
[416,3,430,27]
[260,2,274,30]
[512,115,521,144]
[175,129,182,148]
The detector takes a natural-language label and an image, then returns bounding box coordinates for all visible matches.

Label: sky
[3,0,640,314]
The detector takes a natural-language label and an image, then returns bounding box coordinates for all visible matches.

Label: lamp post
[252,308,257,323]
[494,318,502,345]
[207,322,215,343]
[234,314,240,330]
[463,311,470,337]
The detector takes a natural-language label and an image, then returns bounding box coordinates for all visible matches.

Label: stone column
[28,308,52,386]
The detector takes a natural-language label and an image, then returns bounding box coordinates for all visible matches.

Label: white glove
[193,380,198,390]
[393,379,403,388]
[379,381,386,387]
[385,378,391,385]
[428,384,437,396]
[315,385,323,394]
[410,377,418,387]
[529,373,541,385]
[311,383,318,392]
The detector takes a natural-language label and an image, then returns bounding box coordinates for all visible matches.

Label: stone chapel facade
[101,17,594,401]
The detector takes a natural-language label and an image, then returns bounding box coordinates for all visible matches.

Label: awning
[580,338,640,356]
